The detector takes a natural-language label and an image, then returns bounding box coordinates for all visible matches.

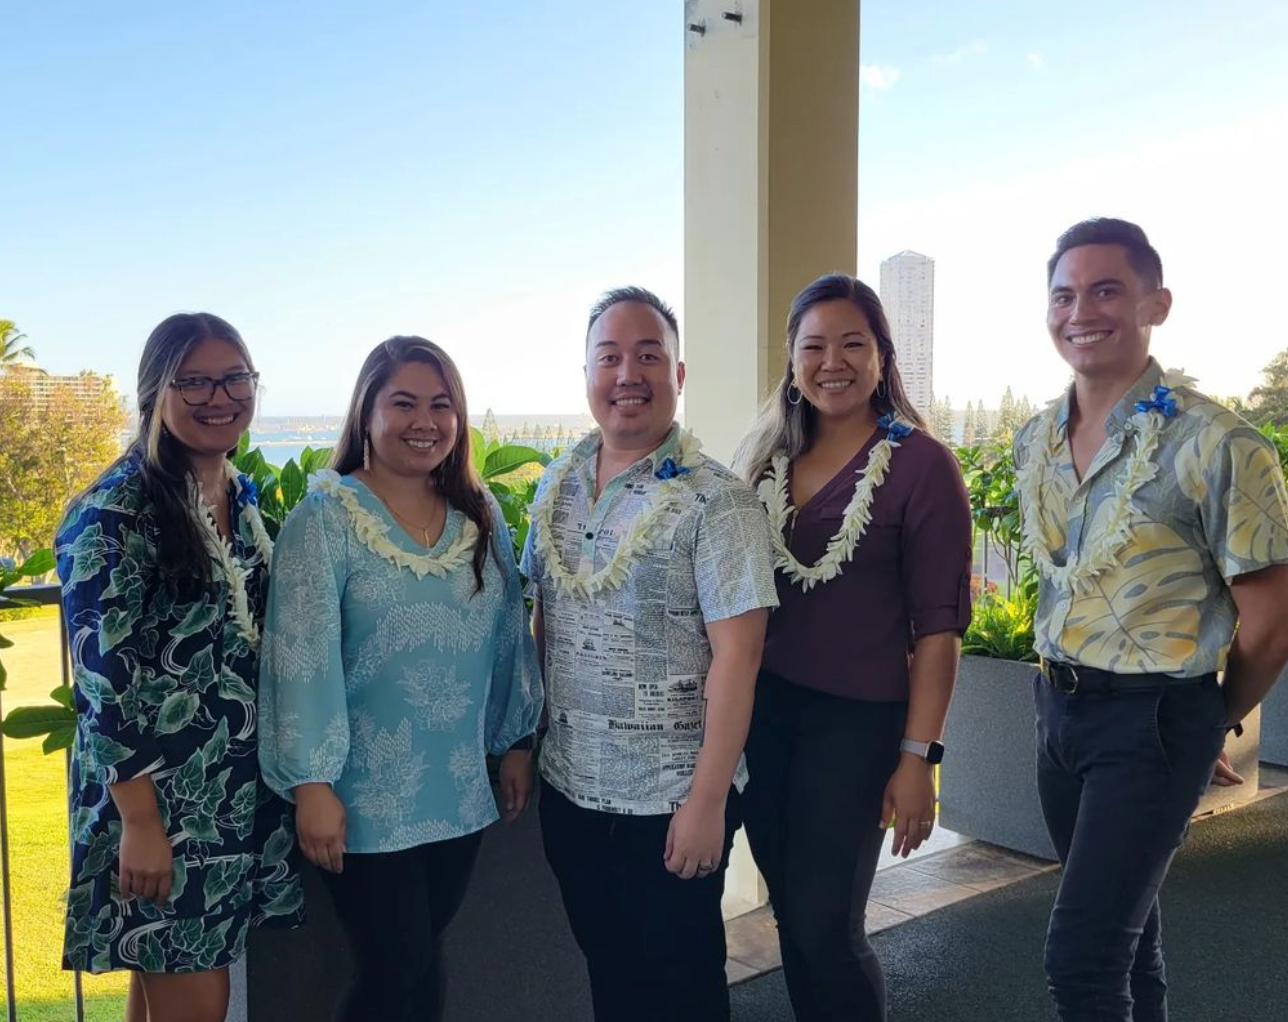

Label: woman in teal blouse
[258,336,543,1022]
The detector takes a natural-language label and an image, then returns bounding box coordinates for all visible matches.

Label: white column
[683,0,860,913]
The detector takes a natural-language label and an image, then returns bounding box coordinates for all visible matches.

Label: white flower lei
[1016,369,1193,595]
[195,462,274,650]
[309,471,480,579]
[530,429,703,600]
[757,421,908,592]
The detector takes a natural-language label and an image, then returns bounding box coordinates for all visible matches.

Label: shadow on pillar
[247,787,593,1022]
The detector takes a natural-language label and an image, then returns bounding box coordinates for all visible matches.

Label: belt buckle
[1044,660,1080,694]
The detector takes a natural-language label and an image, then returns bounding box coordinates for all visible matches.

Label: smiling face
[365,360,459,478]
[790,299,883,423]
[585,301,685,450]
[160,338,256,459]
[1047,243,1172,385]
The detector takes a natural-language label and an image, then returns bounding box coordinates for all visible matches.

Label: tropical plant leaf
[483,445,551,480]
[18,549,55,576]
[470,427,488,472]
[1,703,77,740]
[50,684,74,709]
[42,724,75,754]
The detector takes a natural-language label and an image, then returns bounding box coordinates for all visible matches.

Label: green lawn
[1,611,127,1020]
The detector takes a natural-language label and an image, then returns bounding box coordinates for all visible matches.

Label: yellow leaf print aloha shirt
[1014,359,1288,675]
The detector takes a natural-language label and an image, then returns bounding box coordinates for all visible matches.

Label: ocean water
[248,414,594,470]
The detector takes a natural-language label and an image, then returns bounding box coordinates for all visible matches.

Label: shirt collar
[1054,358,1164,436]
[569,423,684,476]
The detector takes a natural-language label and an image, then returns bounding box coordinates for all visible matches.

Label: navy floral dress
[58,453,302,974]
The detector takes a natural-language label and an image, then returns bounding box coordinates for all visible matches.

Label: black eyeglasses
[169,371,260,406]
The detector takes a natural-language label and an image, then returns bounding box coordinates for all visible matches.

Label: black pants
[319,830,484,1022]
[741,672,908,1022]
[539,783,739,1022]
[1035,675,1226,1021]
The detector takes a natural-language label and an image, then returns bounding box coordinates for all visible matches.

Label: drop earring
[363,433,371,472]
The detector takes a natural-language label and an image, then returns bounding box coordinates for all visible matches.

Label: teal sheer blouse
[258,472,543,853]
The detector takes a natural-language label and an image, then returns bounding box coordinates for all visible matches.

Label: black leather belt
[1040,660,1213,695]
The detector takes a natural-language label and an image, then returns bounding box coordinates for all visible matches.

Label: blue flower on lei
[654,457,691,481]
[877,413,914,439]
[1134,385,1178,418]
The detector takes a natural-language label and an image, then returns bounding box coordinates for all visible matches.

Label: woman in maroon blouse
[737,274,972,1021]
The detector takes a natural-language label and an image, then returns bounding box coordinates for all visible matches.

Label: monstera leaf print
[1172,402,1245,502]
[1222,435,1288,567]
[1061,522,1205,671]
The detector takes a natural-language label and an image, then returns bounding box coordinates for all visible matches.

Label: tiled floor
[725,764,1288,985]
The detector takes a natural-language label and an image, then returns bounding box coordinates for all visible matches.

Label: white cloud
[1027,52,1045,70]
[860,64,902,90]
[932,40,987,65]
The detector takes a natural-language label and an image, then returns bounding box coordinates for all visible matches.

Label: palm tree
[1,320,36,364]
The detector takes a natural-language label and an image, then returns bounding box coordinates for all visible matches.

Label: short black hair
[585,286,680,357]
[1047,218,1163,290]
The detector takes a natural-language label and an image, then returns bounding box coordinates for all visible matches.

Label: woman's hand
[880,756,937,858]
[499,750,534,823]
[118,815,174,905]
[294,783,347,873]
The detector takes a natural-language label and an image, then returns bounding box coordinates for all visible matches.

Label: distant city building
[879,250,934,416]
[0,364,117,414]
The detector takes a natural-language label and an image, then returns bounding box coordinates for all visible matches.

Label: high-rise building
[879,250,934,416]
[0,364,117,414]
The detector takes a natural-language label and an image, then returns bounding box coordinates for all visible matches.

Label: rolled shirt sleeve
[900,440,973,641]
[257,492,352,801]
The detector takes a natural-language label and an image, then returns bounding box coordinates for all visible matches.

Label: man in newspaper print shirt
[521,286,778,1022]
[1015,218,1288,1021]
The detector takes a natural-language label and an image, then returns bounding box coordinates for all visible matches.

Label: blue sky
[4,1,1286,416]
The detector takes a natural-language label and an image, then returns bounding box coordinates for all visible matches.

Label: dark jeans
[1035,674,1226,1022]
[741,672,908,1022]
[539,783,739,1022]
[319,830,484,1022]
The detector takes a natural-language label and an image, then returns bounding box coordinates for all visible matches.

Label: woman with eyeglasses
[57,313,302,1022]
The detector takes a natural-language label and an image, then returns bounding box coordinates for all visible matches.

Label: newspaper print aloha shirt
[258,478,543,851]
[521,425,779,815]
[1014,359,1288,675]
[58,455,302,974]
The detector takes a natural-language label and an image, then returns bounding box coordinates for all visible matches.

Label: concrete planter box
[1259,665,1288,767]
[940,655,1056,861]
[940,656,1263,861]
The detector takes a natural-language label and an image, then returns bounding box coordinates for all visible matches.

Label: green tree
[1247,349,1288,426]
[962,400,978,446]
[1,319,36,364]
[480,407,501,444]
[0,372,128,561]
[931,394,955,442]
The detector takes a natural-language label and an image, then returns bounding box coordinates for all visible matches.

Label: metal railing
[0,583,85,1022]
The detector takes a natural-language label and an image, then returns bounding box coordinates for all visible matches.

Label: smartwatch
[900,738,946,765]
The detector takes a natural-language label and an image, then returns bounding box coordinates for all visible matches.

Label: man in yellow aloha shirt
[1014,217,1288,1022]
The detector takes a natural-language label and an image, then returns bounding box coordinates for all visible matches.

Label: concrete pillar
[683,0,860,913]
[683,0,859,464]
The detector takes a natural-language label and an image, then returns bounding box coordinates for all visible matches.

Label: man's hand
[664,794,725,880]
[499,749,534,823]
[1211,748,1245,787]
[118,816,174,905]
[294,782,346,873]
[881,756,938,858]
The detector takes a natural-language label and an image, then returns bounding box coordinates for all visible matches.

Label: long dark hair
[332,337,496,592]
[69,313,256,587]
[736,273,927,485]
